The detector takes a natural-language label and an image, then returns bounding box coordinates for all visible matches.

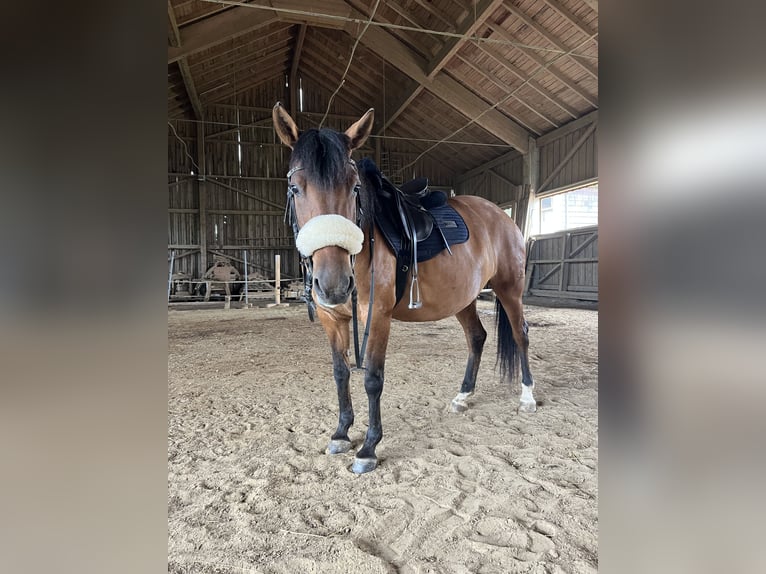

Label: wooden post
[243,250,249,307]
[267,253,288,308]
[274,254,281,305]
[197,122,208,275]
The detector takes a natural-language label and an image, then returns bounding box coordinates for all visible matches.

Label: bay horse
[273,103,536,474]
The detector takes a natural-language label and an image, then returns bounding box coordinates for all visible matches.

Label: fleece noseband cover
[295,214,364,257]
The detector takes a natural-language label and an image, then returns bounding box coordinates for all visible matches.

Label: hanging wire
[318,0,382,128]
[167,121,201,173]
[201,0,598,60]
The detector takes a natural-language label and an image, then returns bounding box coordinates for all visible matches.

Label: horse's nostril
[313,277,324,296]
[347,275,355,293]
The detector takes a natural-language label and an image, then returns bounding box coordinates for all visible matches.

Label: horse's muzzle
[313,272,355,308]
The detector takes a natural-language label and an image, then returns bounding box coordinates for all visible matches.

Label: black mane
[291,128,379,232]
[291,128,350,190]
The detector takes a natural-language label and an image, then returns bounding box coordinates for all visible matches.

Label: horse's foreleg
[451,300,487,413]
[327,347,354,453]
[352,315,392,474]
[318,312,354,454]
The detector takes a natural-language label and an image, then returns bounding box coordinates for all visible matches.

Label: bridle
[284,159,375,370]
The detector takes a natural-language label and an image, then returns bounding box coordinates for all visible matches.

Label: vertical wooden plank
[558,232,571,292]
[197,122,208,274]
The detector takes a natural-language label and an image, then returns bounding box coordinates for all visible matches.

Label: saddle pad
[376,201,469,264]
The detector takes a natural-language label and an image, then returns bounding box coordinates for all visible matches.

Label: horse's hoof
[450,399,469,413]
[519,400,537,413]
[351,457,378,474]
[326,439,352,454]
[450,392,473,413]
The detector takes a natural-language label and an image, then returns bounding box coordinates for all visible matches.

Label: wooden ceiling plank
[195,48,291,91]
[187,24,293,68]
[581,0,598,14]
[486,21,597,107]
[473,43,578,119]
[502,2,597,79]
[426,0,505,79]
[541,0,596,38]
[407,0,456,31]
[454,53,555,131]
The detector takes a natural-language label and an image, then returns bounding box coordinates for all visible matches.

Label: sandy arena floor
[168,300,597,574]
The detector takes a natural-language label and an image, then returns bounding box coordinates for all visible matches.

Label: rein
[285,162,375,371]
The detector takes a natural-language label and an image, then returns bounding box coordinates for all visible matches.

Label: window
[529,182,598,236]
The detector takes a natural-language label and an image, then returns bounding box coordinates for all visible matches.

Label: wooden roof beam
[426,0,505,79]
[502,2,597,79]
[168,6,280,64]
[378,85,425,135]
[168,2,203,120]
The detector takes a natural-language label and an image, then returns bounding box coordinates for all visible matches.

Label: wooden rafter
[378,85,425,135]
[426,0,505,78]
[168,2,203,119]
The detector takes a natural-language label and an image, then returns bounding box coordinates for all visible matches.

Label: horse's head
[273,102,374,309]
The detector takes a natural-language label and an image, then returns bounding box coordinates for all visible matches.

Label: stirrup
[408,275,422,309]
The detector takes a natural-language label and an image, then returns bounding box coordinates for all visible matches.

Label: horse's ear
[345,108,374,151]
[273,102,300,148]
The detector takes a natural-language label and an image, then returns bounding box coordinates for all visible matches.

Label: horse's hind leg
[494,284,537,412]
[450,300,487,413]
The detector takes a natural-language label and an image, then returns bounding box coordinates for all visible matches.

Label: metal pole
[243,250,249,306]
[167,250,176,302]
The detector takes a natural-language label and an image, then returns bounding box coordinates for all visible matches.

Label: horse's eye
[353,183,361,194]
[288,184,300,195]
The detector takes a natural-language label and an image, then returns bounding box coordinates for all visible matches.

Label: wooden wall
[524,225,598,302]
[168,77,300,282]
[453,150,528,228]
[536,112,598,196]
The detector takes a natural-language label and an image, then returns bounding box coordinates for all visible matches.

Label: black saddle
[380,177,441,243]
[359,158,466,309]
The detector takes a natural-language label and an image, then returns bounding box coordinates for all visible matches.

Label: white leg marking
[450,391,474,413]
[519,384,537,413]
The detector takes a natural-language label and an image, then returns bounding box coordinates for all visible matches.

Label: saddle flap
[395,192,433,242]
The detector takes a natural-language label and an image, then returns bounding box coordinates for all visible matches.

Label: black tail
[495,298,520,383]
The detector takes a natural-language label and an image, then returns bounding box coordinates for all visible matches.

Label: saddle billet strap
[352,223,375,371]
